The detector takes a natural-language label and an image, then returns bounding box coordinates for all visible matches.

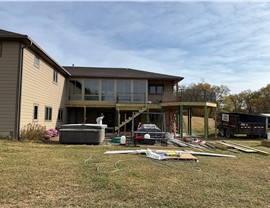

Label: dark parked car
[135,124,167,145]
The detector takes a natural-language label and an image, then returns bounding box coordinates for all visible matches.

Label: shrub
[45,128,59,138]
[20,123,46,140]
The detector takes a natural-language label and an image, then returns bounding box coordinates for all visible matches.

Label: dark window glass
[45,107,52,121]
[84,80,99,100]
[53,70,58,83]
[117,80,131,101]
[102,80,114,101]
[58,109,63,121]
[34,55,40,67]
[149,85,164,94]
[68,80,82,100]
[134,81,146,102]
[33,105,38,120]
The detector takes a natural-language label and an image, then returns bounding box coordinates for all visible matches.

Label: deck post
[179,105,183,138]
[84,106,86,124]
[188,108,192,136]
[117,108,120,136]
[214,107,217,139]
[204,105,209,139]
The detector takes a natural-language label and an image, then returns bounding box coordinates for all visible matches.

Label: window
[102,80,114,101]
[58,109,63,121]
[53,70,58,83]
[45,106,52,121]
[117,80,131,101]
[84,80,99,100]
[33,104,38,121]
[0,43,2,57]
[149,85,164,95]
[69,80,82,100]
[133,81,146,102]
[34,55,40,67]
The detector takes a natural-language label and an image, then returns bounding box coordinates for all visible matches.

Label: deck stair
[115,107,147,131]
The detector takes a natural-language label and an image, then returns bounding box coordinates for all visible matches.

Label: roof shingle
[64,66,183,81]
[0,29,28,38]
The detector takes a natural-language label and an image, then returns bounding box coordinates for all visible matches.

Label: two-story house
[0,29,69,138]
[0,29,217,139]
[63,66,183,133]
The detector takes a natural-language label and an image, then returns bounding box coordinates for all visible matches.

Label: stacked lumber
[222,141,269,155]
[206,141,228,150]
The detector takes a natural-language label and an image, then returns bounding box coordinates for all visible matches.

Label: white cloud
[1,2,270,94]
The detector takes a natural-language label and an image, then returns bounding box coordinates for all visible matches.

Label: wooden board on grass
[206,142,228,150]
[221,142,256,153]
[167,153,198,162]
[222,141,269,155]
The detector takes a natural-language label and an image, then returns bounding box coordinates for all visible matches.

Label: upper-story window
[69,80,82,100]
[117,80,131,101]
[0,43,2,58]
[34,55,40,68]
[84,80,99,101]
[149,85,164,95]
[102,80,114,101]
[53,70,58,83]
[134,81,146,102]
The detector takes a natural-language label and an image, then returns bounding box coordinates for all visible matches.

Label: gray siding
[0,42,20,137]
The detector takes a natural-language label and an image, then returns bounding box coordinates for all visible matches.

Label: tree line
[179,82,270,115]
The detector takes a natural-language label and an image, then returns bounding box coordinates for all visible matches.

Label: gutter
[15,39,32,139]
[27,37,71,76]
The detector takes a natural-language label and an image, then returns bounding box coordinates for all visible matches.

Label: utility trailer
[217,112,268,138]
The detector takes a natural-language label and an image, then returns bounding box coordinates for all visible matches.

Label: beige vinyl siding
[20,48,66,130]
[0,42,20,137]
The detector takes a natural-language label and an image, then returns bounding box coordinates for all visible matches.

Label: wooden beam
[214,107,217,139]
[179,105,183,138]
[188,108,192,135]
[222,141,269,155]
[161,101,217,108]
[204,105,209,140]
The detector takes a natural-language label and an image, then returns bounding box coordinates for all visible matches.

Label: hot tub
[59,124,107,145]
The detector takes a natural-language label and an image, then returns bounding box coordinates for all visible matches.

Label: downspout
[15,40,32,139]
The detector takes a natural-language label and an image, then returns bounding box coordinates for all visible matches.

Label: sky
[1,1,270,94]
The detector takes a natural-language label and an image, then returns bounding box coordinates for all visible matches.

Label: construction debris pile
[167,137,268,155]
[104,148,236,162]
[106,134,269,162]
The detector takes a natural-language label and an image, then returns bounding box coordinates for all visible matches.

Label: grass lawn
[0,139,269,208]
